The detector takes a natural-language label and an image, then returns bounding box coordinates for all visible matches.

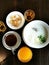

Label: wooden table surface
[0,0,49,65]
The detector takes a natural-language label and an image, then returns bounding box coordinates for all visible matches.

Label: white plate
[23,20,49,49]
[2,31,21,50]
[6,11,25,30]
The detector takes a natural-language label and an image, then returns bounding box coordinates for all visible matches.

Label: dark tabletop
[0,0,49,65]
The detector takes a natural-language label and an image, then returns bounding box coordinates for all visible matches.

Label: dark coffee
[5,34,17,46]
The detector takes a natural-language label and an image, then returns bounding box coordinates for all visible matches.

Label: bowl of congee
[23,20,49,49]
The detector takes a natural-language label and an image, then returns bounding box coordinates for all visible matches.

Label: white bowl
[23,20,49,49]
[6,11,25,30]
[2,31,21,51]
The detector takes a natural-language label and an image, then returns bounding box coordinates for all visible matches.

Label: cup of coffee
[2,31,21,55]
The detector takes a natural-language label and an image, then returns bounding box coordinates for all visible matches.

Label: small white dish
[6,11,25,30]
[2,31,21,54]
[23,20,49,49]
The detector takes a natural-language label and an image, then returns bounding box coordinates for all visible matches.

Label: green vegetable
[38,35,46,43]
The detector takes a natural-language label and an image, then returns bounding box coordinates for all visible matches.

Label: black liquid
[5,34,17,46]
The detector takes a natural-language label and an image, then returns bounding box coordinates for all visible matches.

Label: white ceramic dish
[2,31,21,54]
[6,11,25,30]
[23,20,49,49]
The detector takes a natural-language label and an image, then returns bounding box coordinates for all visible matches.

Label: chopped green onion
[38,35,46,43]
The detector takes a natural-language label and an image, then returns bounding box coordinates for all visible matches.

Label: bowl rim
[6,11,25,30]
[22,20,49,49]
